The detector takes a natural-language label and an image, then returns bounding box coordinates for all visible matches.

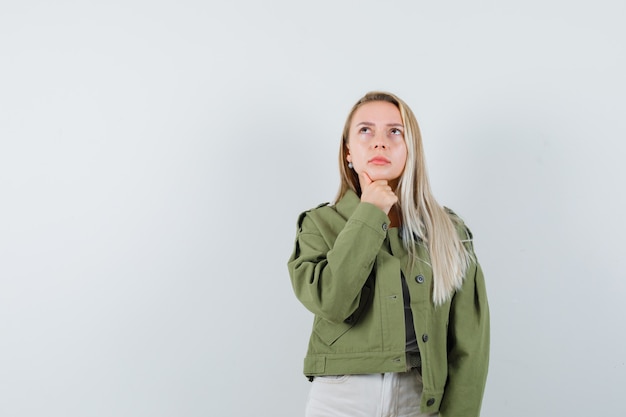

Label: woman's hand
[358,171,398,214]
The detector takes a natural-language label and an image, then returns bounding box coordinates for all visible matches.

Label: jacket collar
[334,189,361,219]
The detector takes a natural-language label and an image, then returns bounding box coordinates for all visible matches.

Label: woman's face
[346,101,408,185]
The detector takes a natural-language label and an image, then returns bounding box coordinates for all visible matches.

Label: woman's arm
[440,247,490,417]
[287,202,389,323]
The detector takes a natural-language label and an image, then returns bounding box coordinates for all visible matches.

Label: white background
[1,1,625,416]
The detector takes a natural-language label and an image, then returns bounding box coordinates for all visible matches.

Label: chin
[370,172,402,182]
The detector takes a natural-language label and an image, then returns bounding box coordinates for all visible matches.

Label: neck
[389,205,402,228]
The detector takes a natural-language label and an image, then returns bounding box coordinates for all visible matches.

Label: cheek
[348,143,366,161]
[397,145,408,164]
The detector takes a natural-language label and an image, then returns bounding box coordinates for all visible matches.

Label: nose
[372,132,388,149]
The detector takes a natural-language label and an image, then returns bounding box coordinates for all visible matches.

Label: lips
[368,156,390,165]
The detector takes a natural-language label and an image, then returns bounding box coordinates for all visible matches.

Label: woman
[288,91,489,417]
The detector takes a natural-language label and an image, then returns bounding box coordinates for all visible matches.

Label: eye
[390,128,403,136]
[359,126,371,134]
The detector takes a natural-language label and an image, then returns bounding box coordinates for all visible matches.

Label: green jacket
[288,190,489,416]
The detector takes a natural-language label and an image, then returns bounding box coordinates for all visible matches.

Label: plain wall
[1,1,625,416]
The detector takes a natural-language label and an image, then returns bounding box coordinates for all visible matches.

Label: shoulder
[296,202,330,229]
[444,206,473,243]
[296,191,360,232]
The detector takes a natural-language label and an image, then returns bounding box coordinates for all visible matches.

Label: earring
[348,162,353,169]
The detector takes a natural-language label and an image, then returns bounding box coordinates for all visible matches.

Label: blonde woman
[288,92,490,417]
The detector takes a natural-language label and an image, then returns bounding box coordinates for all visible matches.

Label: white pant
[305,370,439,417]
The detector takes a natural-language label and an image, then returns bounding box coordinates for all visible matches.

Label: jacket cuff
[348,202,391,235]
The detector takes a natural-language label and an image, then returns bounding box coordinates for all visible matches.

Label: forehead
[351,101,402,125]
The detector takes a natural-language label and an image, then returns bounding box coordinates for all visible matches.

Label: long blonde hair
[336,91,471,305]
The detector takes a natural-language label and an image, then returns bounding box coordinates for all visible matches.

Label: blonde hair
[336,91,471,305]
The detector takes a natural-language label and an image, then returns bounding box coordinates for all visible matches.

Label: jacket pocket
[314,285,372,346]
[314,317,353,346]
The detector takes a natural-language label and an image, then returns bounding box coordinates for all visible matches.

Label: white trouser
[305,369,439,417]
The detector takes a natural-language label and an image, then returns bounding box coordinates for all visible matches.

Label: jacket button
[382,223,388,231]
[426,398,435,407]
[422,334,429,343]
[415,274,424,284]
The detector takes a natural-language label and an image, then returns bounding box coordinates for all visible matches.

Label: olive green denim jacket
[288,190,489,416]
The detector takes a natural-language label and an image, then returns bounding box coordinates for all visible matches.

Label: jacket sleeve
[439,239,490,417]
[287,202,388,323]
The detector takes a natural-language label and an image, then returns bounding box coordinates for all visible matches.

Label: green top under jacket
[288,190,490,417]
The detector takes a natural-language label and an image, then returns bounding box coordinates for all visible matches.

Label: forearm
[288,202,388,322]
